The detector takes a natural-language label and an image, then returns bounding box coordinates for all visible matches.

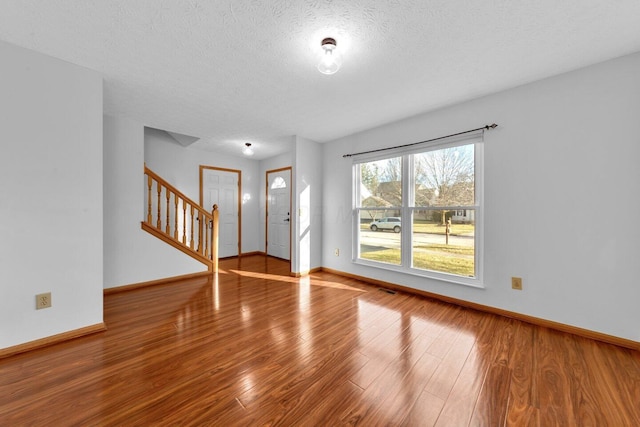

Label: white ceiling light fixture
[317,37,341,75]
[242,142,254,156]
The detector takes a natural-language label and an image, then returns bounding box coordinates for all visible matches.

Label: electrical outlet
[334,248,340,256]
[511,277,523,290]
[36,292,52,309]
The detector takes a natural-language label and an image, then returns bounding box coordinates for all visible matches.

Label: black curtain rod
[342,123,498,158]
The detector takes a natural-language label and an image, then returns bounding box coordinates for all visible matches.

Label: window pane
[270,177,287,189]
[359,157,402,207]
[358,209,401,266]
[414,144,474,207]
[412,210,475,277]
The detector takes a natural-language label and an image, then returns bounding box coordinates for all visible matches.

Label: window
[271,177,287,189]
[353,133,483,286]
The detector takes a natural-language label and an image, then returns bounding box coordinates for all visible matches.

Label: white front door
[201,167,240,258]
[267,168,291,260]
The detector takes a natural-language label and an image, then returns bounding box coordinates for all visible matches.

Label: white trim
[474,141,484,284]
[354,258,485,289]
[352,132,484,285]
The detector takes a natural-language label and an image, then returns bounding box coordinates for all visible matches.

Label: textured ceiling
[1,1,640,159]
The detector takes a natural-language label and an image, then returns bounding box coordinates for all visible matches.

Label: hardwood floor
[1,255,639,426]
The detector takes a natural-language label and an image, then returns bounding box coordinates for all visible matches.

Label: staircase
[142,165,219,272]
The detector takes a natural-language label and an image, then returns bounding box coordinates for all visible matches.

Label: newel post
[211,204,219,273]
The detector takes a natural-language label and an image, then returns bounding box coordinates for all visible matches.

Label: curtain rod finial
[487,123,498,129]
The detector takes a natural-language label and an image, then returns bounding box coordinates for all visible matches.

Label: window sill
[353,258,485,289]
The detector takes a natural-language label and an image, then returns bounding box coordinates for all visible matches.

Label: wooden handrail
[142,165,219,272]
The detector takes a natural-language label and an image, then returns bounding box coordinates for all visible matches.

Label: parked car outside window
[369,217,401,233]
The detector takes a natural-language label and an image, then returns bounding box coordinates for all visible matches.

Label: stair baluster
[141,165,218,272]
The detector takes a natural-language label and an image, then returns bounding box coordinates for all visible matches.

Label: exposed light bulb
[317,37,341,75]
[243,143,254,156]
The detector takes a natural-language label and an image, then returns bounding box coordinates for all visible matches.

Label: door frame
[266,167,292,262]
[199,165,242,257]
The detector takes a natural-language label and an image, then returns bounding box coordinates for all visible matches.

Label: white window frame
[352,133,484,288]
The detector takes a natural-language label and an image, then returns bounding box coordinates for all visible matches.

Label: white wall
[294,136,323,274]
[0,41,103,349]
[144,129,261,254]
[103,115,206,288]
[241,137,323,274]
[322,52,640,342]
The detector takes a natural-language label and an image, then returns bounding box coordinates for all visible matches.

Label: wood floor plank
[349,312,434,390]
[401,389,446,427]
[596,343,640,426]
[564,337,639,426]
[433,341,486,427]
[535,329,578,426]
[339,328,442,425]
[247,348,370,426]
[1,255,639,425]
[435,312,513,426]
[506,321,540,427]
[423,328,476,400]
[468,363,511,426]
[357,349,442,425]
[292,379,365,427]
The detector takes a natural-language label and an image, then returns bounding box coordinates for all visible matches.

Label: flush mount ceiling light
[242,142,254,156]
[317,37,341,75]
